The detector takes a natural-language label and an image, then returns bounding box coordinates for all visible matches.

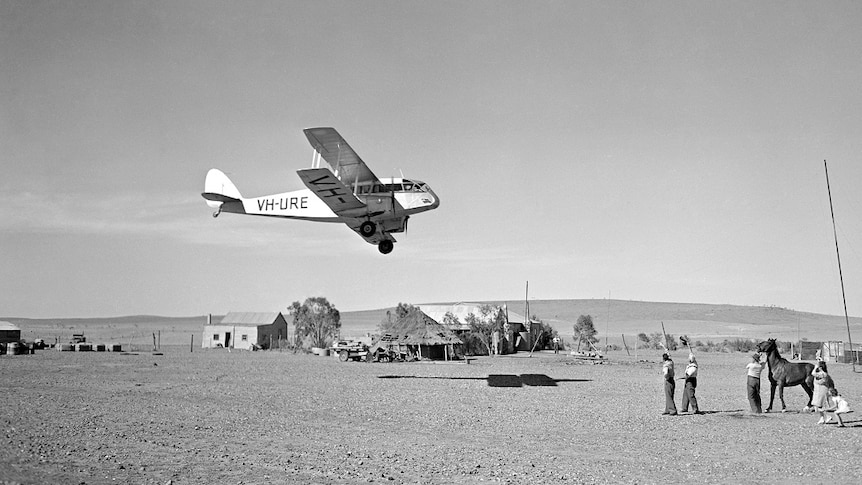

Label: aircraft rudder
[204,169,242,199]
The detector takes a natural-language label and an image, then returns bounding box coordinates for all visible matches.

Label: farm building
[202,312,288,350]
[820,340,862,364]
[797,340,824,360]
[420,303,536,354]
[0,321,21,344]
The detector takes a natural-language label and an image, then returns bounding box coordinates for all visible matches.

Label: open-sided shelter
[202,312,288,350]
[384,309,463,360]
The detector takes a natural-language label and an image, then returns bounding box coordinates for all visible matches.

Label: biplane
[202,127,439,254]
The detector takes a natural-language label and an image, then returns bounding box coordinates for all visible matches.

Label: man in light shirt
[661,353,677,415]
[745,353,766,413]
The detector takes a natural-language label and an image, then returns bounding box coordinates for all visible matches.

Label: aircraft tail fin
[202,169,242,208]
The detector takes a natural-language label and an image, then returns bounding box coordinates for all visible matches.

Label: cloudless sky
[3,1,862,319]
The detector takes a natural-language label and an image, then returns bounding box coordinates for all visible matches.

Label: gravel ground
[1,348,860,484]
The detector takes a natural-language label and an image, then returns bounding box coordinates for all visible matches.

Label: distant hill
[4,315,209,347]
[337,299,862,345]
[6,300,860,347]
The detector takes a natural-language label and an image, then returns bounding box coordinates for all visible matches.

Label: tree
[647,331,677,351]
[442,311,460,327]
[573,315,597,351]
[395,302,419,319]
[288,297,341,350]
[637,333,651,347]
[466,305,506,356]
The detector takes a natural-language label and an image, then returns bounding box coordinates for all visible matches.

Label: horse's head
[756,338,777,354]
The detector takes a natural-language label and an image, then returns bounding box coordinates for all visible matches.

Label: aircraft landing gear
[212,208,221,218]
[378,240,394,255]
[359,221,376,237]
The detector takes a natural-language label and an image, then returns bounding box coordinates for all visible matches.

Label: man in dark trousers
[661,353,677,415]
[680,353,700,414]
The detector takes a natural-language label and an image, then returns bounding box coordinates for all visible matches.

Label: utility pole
[824,160,856,371]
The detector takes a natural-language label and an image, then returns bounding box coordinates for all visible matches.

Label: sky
[3,1,862,319]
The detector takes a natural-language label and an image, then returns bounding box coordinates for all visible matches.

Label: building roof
[420,303,495,331]
[384,310,462,345]
[212,312,284,326]
[0,321,20,331]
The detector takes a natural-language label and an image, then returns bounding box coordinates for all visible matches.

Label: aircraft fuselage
[221,178,439,226]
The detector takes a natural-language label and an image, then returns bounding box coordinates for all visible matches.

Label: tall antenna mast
[824,160,856,371]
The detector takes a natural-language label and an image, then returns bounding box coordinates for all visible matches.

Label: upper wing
[297,168,366,213]
[303,127,381,186]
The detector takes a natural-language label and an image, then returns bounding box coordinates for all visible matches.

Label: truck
[330,340,368,362]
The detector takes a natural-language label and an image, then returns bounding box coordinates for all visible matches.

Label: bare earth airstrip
[1,348,861,484]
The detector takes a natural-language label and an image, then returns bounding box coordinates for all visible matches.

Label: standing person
[746,353,766,413]
[553,336,560,354]
[812,362,834,424]
[661,353,677,415]
[681,353,700,414]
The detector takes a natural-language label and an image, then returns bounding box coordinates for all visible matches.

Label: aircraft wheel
[378,240,394,254]
[360,221,376,237]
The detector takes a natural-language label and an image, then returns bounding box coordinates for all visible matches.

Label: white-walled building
[202,312,288,350]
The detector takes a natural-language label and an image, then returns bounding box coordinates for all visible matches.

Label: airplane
[201,127,440,254]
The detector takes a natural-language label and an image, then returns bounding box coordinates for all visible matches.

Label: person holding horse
[745,353,766,413]
[680,353,700,414]
[661,353,678,415]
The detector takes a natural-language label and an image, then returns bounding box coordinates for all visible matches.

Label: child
[826,388,851,427]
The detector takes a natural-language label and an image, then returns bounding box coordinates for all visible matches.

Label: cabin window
[213,334,220,341]
[241,334,248,341]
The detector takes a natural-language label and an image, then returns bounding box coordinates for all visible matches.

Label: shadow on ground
[377,373,591,387]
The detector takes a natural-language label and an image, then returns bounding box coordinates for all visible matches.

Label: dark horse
[755,339,814,412]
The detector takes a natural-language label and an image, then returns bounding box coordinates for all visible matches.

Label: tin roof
[212,312,284,326]
[0,321,21,331]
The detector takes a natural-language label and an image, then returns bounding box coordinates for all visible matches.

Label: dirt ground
[1,348,860,484]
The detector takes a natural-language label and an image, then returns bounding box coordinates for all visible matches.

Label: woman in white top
[681,353,700,413]
[745,353,765,413]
